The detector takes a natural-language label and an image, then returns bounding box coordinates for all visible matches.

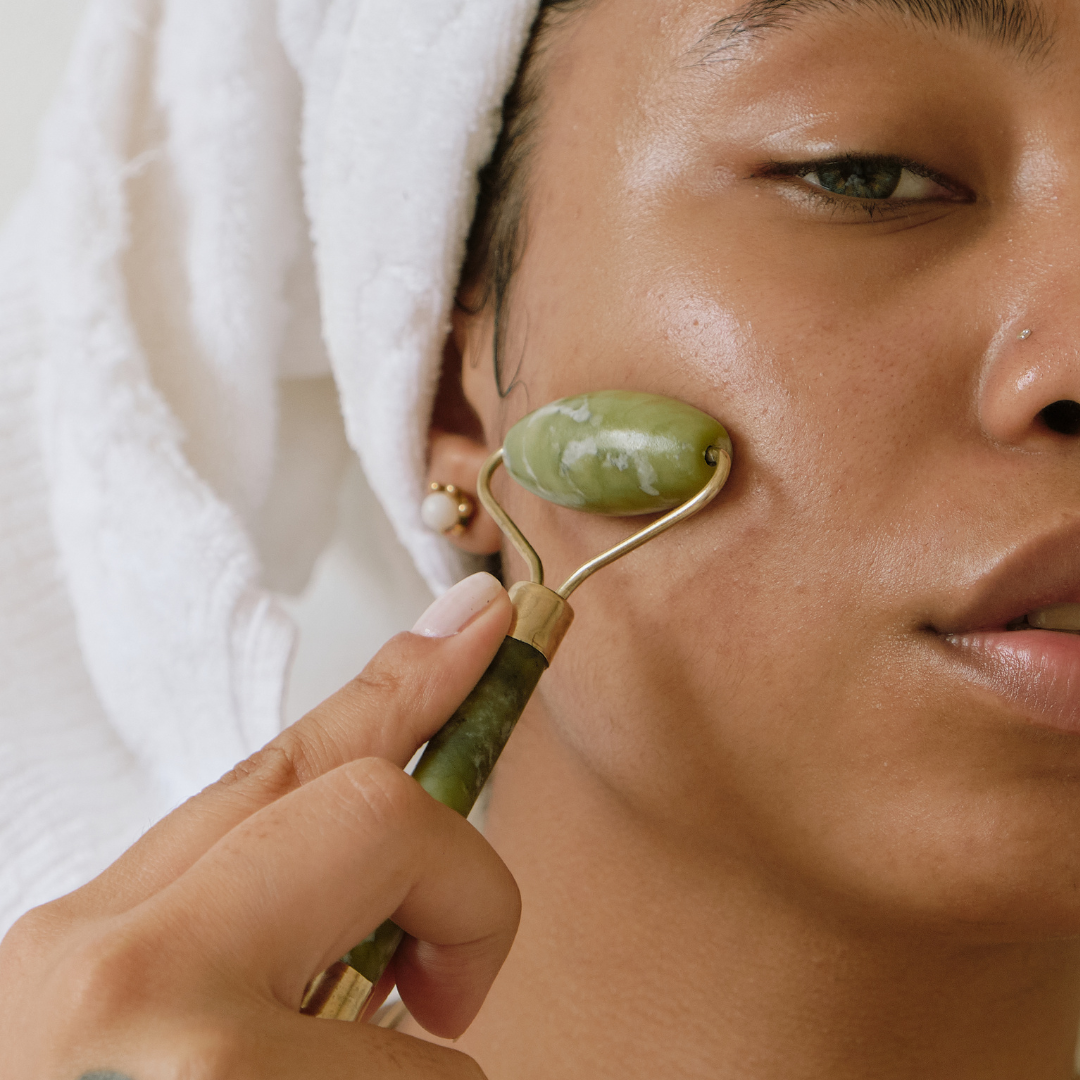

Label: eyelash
[755,155,971,220]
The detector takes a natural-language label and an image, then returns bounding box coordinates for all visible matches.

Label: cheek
[538,552,1080,932]
[496,242,1080,930]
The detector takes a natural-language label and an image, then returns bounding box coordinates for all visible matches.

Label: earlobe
[426,430,503,555]
[421,482,475,537]
[428,310,502,555]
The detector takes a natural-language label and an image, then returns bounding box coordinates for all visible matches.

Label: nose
[979,319,1080,446]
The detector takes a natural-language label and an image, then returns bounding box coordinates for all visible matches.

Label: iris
[808,159,904,199]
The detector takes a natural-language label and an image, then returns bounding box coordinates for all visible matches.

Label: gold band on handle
[300,961,374,1022]
[507,582,575,664]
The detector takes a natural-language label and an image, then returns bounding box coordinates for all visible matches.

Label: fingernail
[411,572,504,638]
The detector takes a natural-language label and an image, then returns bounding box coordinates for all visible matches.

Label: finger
[70,575,512,919]
[222,1020,493,1080]
[145,756,520,1039]
[92,1005,491,1080]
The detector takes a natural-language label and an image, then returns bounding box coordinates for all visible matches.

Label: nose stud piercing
[1018,329,1032,340]
[421,483,476,536]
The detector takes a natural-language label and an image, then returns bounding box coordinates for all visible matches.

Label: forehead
[538,0,1075,139]
[696,0,1054,63]
[554,0,1074,78]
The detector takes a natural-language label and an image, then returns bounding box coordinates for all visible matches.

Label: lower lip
[943,629,1080,734]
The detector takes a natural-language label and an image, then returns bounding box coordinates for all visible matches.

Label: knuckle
[0,900,86,990]
[1,904,60,965]
[345,631,439,712]
[346,655,411,705]
[162,1018,246,1080]
[336,757,422,834]
[213,741,307,801]
[45,936,250,1077]
[59,925,155,1024]
[40,925,252,1078]
[306,632,445,755]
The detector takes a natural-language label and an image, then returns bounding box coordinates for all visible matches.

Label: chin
[833,795,1080,942]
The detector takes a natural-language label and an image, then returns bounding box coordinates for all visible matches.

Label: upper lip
[933,514,1080,636]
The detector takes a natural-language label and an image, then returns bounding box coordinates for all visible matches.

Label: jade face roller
[300,390,733,1021]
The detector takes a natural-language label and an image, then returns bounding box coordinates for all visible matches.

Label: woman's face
[461,0,1080,936]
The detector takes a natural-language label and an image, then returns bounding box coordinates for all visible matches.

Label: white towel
[0,0,539,934]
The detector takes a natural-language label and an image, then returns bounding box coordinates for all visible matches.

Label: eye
[756,155,971,215]
[783,156,966,203]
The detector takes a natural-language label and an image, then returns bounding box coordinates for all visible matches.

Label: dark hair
[458,0,592,397]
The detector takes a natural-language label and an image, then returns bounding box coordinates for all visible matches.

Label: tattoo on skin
[78,1073,135,1080]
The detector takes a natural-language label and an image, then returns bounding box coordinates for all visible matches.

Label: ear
[426,311,503,556]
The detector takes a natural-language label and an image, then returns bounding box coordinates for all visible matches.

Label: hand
[0,573,520,1079]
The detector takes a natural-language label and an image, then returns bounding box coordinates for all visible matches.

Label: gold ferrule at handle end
[300,960,374,1021]
[507,582,574,664]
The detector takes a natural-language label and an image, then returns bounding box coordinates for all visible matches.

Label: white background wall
[0,0,88,227]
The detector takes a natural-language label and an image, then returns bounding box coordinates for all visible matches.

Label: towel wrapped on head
[0,0,541,934]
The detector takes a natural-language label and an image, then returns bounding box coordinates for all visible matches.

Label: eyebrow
[696,0,1054,63]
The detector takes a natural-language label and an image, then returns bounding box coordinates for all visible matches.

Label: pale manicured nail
[411,572,504,638]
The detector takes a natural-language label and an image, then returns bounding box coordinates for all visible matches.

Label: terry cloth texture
[0,0,540,934]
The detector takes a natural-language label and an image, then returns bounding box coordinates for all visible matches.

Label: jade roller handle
[340,637,547,989]
[300,583,572,1020]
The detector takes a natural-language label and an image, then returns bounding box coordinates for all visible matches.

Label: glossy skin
[420,0,1080,1076]
[9,1,1080,1078]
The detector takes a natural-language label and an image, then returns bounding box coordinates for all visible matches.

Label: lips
[932,516,1080,734]
[934,517,1080,637]
[941,628,1080,734]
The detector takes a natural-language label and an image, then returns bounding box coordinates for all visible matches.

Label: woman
[5,0,1080,1076]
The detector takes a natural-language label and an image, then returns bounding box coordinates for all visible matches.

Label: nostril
[1040,400,1080,436]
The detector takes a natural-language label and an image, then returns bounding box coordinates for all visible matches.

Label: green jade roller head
[503,390,730,516]
[300,391,732,1022]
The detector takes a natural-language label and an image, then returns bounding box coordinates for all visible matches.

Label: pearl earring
[421,483,476,537]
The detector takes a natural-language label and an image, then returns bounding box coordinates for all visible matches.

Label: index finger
[72,574,513,918]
